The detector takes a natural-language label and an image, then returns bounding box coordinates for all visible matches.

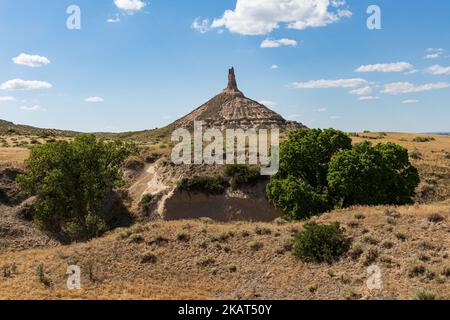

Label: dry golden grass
[0,132,448,300]
[0,148,29,167]
[0,203,448,300]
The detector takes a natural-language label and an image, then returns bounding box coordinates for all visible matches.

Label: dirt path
[128,164,169,210]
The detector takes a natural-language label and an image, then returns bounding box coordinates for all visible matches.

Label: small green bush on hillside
[178,176,227,194]
[293,222,347,263]
[412,136,435,143]
[224,164,260,189]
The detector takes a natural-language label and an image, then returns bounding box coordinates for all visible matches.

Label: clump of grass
[227,265,237,273]
[386,217,396,225]
[197,240,208,249]
[240,230,251,238]
[141,251,157,264]
[414,288,436,300]
[209,232,229,243]
[395,232,407,241]
[347,220,359,228]
[363,235,379,245]
[381,241,394,249]
[35,263,51,287]
[384,209,401,218]
[274,217,288,225]
[441,266,450,277]
[354,213,365,220]
[417,241,434,251]
[1,263,17,278]
[249,241,263,251]
[148,235,169,246]
[418,253,430,262]
[196,256,215,267]
[341,286,360,300]
[362,247,379,266]
[349,244,364,260]
[176,232,190,242]
[409,149,422,160]
[427,213,444,223]
[307,283,318,293]
[255,225,271,235]
[281,236,294,252]
[408,262,426,278]
[129,234,144,243]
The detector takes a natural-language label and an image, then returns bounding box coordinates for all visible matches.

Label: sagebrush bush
[293,222,347,263]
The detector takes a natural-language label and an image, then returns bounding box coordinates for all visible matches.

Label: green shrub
[139,194,154,209]
[293,222,347,263]
[328,142,419,207]
[178,176,227,194]
[267,176,330,220]
[16,135,137,241]
[267,129,420,221]
[414,288,436,300]
[224,164,260,189]
[413,136,435,143]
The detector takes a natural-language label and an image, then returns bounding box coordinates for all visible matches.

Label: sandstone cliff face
[172,68,306,131]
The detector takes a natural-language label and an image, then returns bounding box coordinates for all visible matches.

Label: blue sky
[0,0,449,133]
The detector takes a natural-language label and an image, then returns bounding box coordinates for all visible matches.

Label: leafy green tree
[327,142,419,206]
[267,129,351,220]
[267,129,420,220]
[277,128,352,189]
[16,135,137,240]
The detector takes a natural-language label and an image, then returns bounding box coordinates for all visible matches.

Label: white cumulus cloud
[192,17,211,33]
[381,82,450,94]
[85,96,105,103]
[114,0,146,13]
[261,38,297,48]
[0,79,52,90]
[349,86,372,95]
[271,65,279,69]
[355,62,413,73]
[20,105,46,112]
[211,0,352,35]
[0,96,15,102]
[402,99,419,104]
[107,14,121,23]
[291,78,368,89]
[359,96,379,101]
[12,53,50,67]
[424,48,444,60]
[425,65,450,76]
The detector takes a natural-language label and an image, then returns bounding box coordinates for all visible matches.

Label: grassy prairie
[0,131,448,300]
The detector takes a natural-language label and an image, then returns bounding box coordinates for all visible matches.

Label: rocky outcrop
[161,181,283,222]
[171,68,306,131]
